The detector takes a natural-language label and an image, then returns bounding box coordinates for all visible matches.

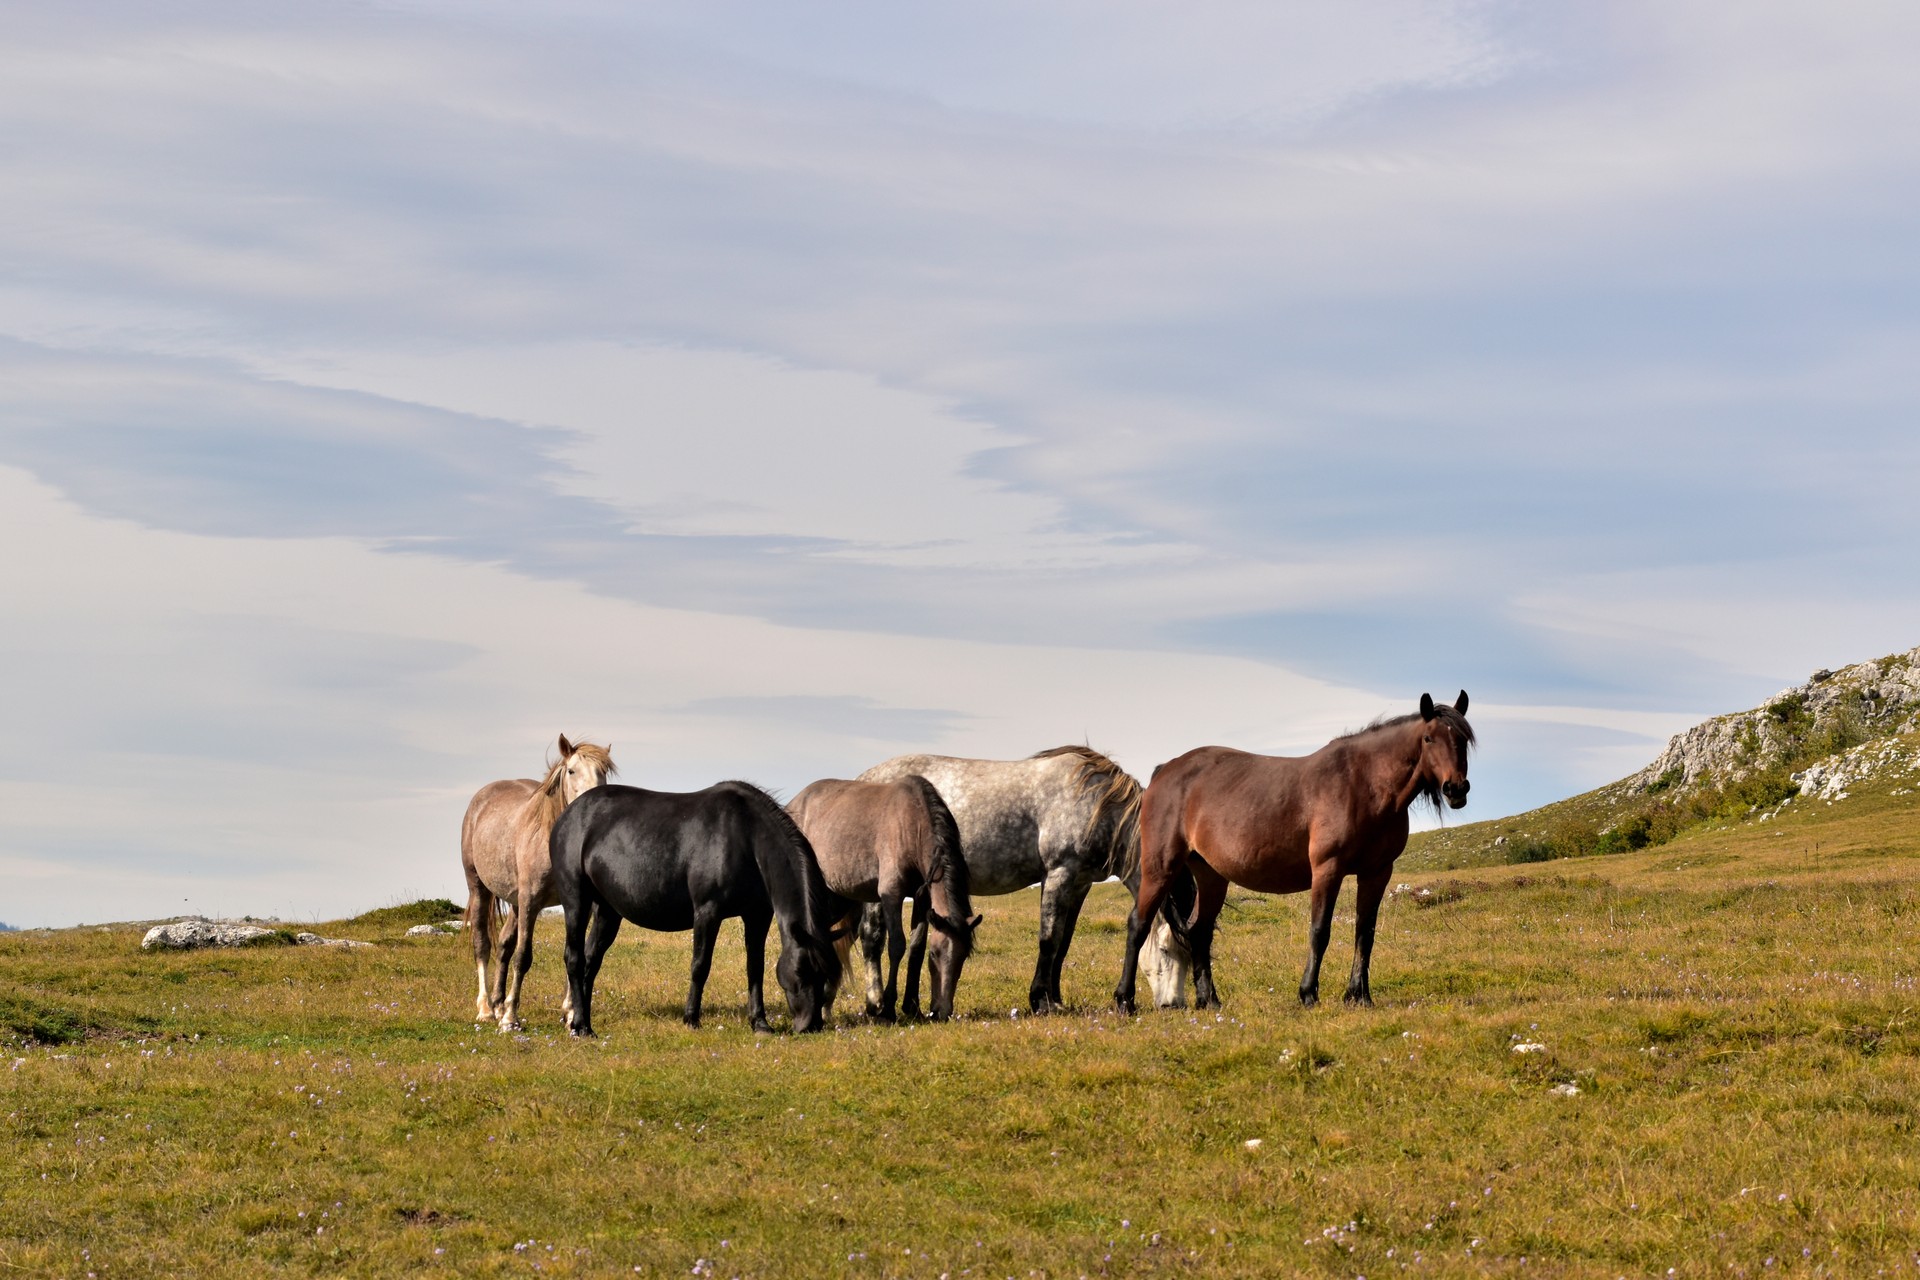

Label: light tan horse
[461,735,615,1031]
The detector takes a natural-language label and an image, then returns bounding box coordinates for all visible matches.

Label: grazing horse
[550,781,846,1035]
[859,746,1181,1013]
[460,735,615,1030]
[789,776,981,1023]
[1115,692,1474,1014]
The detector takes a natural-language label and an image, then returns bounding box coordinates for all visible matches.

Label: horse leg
[684,907,720,1028]
[467,881,496,1022]
[491,907,519,1029]
[1343,869,1391,1006]
[874,897,907,1023]
[499,888,542,1033]
[901,897,929,1020]
[859,903,887,1019]
[742,906,774,1034]
[1186,861,1231,1010]
[563,898,602,1037]
[1043,875,1094,1009]
[1028,866,1084,1013]
[1116,799,1184,1015]
[1298,865,1344,1008]
[561,906,580,1020]
[573,902,620,1035]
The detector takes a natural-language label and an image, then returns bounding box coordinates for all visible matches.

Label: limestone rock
[140,919,281,950]
[1629,647,1920,795]
[139,918,371,950]
[293,932,371,950]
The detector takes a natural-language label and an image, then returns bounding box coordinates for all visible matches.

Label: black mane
[1338,705,1476,748]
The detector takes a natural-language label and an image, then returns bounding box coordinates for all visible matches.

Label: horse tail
[1030,745,1146,886]
[905,774,970,917]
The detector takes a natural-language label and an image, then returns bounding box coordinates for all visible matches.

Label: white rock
[405,924,442,937]
[1243,1138,1264,1150]
[1512,1042,1547,1054]
[1550,1083,1581,1097]
[294,932,371,949]
[141,919,281,950]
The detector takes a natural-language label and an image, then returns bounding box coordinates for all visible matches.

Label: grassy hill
[8,757,1920,1275]
[1406,645,1920,872]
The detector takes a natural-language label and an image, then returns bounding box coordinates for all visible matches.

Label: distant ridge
[0,921,17,932]
[1407,645,1920,870]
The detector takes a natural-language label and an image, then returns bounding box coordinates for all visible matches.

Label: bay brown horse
[461,735,615,1030]
[788,775,980,1023]
[1114,691,1473,1013]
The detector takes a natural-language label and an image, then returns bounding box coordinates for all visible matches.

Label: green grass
[8,785,1920,1276]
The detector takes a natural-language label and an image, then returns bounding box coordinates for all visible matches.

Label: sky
[4,1,1919,927]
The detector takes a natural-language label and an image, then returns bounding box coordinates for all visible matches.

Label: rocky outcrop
[1629,648,1920,794]
[1792,737,1920,803]
[140,919,371,951]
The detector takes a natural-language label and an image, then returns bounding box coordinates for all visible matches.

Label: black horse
[550,780,847,1035]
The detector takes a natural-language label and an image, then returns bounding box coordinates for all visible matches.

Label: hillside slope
[1405,645,1920,871]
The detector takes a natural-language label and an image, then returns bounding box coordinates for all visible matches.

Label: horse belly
[586,854,697,933]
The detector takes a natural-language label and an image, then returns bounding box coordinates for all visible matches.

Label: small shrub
[236,928,300,948]
[1645,767,1684,796]
[1505,838,1563,865]
[347,899,462,929]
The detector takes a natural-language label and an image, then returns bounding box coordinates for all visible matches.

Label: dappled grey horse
[858,746,1186,1013]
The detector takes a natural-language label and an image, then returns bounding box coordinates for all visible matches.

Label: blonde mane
[522,740,617,835]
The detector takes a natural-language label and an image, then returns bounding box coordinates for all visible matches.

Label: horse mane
[1338,706,1477,748]
[1029,744,1144,884]
[901,774,970,914]
[721,781,842,974]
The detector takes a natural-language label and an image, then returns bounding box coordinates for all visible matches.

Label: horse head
[774,928,838,1033]
[924,909,984,1022]
[1418,691,1473,809]
[548,734,616,805]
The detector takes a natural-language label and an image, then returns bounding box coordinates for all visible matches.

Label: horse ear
[1420,692,1436,721]
[968,914,983,930]
[1454,690,1469,715]
[557,734,575,758]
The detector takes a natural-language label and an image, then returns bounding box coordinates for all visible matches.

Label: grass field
[8,779,1920,1277]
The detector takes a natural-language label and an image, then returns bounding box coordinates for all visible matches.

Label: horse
[1114,691,1474,1014]
[858,745,1184,1013]
[788,776,981,1023]
[460,735,615,1030]
[549,780,847,1035]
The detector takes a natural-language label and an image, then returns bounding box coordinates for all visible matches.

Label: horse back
[789,777,931,901]
[1145,747,1324,894]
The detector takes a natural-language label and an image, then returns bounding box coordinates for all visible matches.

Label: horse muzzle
[1442,780,1470,809]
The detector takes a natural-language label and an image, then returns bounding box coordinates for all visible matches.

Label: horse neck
[924,862,972,923]
[1366,721,1431,816]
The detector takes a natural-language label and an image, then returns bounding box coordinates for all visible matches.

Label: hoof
[1298,990,1319,1009]
[1342,991,1373,1007]
[496,1017,523,1034]
[901,1003,924,1021]
[567,1024,593,1038]
[750,1018,773,1034]
[1113,996,1137,1016]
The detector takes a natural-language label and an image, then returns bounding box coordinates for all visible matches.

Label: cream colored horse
[460,735,614,1031]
